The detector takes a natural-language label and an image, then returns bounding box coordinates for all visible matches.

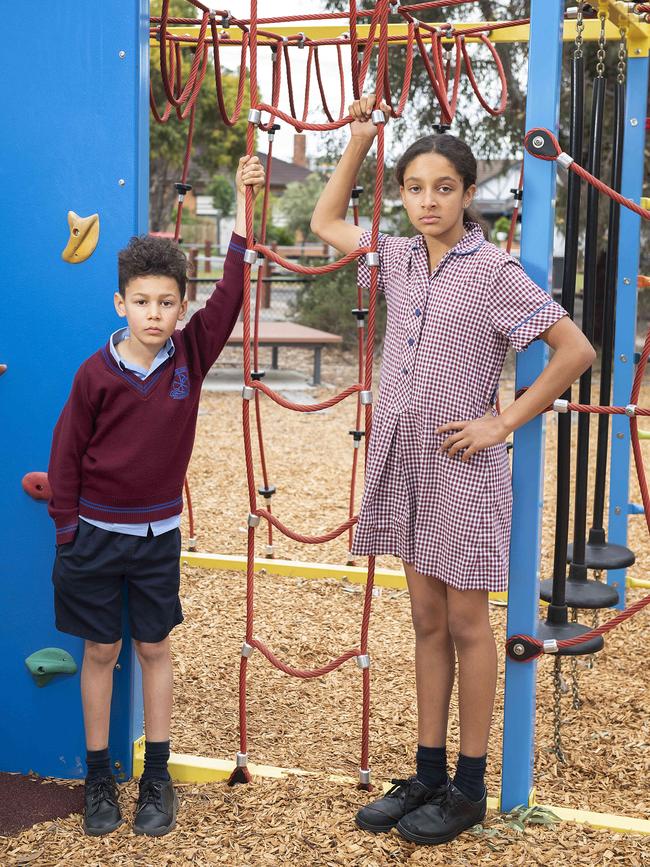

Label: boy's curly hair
[118,235,188,299]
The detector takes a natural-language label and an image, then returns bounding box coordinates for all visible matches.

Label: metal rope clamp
[359,769,371,785]
[247,513,260,528]
[241,641,255,658]
[248,108,262,125]
[556,152,575,170]
[365,251,379,267]
[236,751,248,767]
[553,398,569,413]
[242,385,254,400]
[359,390,373,405]
[625,404,637,417]
[244,249,258,265]
[371,109,386,125]
[543,639,559,655]
[356,654,370,669]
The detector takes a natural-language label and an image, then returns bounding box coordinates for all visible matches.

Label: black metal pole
[547,53,584,620]
[590,77,625,539]
[568,73,605,581]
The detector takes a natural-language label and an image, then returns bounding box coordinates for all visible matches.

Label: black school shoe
[397,779,487,845]
[355,776,449,833]
[134,778,178,836]
[83,775,124,836]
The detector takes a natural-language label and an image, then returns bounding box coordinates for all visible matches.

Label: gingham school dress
[351,223,568,592]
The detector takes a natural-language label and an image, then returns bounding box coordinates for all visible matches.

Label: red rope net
[150,0,648,780]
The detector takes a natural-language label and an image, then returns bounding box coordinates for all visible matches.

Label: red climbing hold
[22,472,51,501]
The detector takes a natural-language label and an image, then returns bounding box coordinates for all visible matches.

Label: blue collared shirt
[80,327,182,537]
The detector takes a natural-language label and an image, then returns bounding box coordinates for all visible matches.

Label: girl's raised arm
[311,96,390,255]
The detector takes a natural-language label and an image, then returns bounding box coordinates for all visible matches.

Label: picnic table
[227,322,342,386]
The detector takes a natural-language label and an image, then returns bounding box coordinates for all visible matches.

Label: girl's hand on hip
[437,413,509,462]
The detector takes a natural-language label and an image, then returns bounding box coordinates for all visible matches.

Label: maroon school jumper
[48,233,246,545]
[351,224,568,592]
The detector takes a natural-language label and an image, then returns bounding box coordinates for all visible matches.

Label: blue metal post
[500,0,564,811]
[0,1,149,779]
[607,52,649,610]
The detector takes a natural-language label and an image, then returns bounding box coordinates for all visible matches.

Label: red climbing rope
[524,127,650,221]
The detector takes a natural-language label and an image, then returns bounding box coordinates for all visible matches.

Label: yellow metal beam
[180,550,509,604]
[132,739,650,834]
[151,19,650,51]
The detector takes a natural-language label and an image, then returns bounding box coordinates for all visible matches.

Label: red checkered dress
[351,223,568,591]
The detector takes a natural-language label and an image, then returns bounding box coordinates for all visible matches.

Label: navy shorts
[52,520,183,644]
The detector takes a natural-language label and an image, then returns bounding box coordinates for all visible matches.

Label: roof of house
[256,151,312,187]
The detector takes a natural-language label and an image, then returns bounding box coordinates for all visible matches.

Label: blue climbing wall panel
[0,2,149,778]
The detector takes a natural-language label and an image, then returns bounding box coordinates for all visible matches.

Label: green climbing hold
[25,648,77,687]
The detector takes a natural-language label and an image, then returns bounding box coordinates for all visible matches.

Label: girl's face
[399,152,476,240]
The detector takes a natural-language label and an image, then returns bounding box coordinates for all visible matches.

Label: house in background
[180,135,313,245]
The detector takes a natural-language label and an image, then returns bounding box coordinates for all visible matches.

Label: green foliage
[264,224,295,246]
[279,173,326,242]
[207,174,235,217]
[468,804,561,852]
[492,215,511,240]
[291,263,387,351]
[149,0,251,231]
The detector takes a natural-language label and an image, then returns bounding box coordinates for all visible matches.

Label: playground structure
[2,0,649,840]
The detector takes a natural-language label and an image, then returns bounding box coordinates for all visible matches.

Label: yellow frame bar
[180,550,509,604]
[151,19,650,53]
[132,738,650,834]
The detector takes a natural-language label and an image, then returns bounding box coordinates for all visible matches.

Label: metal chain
[570,607,582,708]
[617,27,627,85]
[553,657,566,764]
[596,12,607,77]
[575,1,585,58]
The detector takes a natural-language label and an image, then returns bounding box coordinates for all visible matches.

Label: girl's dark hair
[395,134,487,236]
[118,235,188,299]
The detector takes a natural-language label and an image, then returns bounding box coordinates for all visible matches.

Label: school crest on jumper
[169,366,189,400]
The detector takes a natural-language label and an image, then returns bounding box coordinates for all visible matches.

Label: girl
[310,96,595,846]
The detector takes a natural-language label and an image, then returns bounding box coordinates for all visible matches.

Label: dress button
[402,367,408,375]
[414,308,421,317]
[407,337,415,346]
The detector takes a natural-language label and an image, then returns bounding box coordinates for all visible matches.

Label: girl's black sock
[86,747,111,783]
[141,740,171,783]
[415,744,447,790]
[453,752,487,802]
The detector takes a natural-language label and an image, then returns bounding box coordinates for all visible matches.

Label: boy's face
[114,276,187,350]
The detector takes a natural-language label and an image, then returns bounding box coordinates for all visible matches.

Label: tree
[325,0,529,157]
[279,173,326,246]
[207,173,235,248]
[149,0,252,231]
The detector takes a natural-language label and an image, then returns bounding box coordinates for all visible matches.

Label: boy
[48,155,264,836]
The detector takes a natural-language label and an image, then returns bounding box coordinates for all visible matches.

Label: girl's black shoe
[396,780,487,845]
[83,775,123,836]
[355,776,448,833]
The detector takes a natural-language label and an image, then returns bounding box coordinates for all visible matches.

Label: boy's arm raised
[48,367,96,544]
[310,96,390,254]
[181,156,265,378]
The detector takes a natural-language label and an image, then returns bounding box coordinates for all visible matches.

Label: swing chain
[552,657,566,764]
[574,1,585,58]
[617,28,627,85]
[596,12,607,78]
[570,607,581,710]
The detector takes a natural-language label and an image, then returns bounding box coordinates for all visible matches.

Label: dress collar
[409,222,485,257]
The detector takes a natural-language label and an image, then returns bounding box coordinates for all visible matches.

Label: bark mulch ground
[2,348,648,865]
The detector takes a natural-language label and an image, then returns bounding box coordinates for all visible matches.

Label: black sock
[86,748,111,783]
[453,753,487,801]
[415,745,447,790]
[141,740,171,783]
